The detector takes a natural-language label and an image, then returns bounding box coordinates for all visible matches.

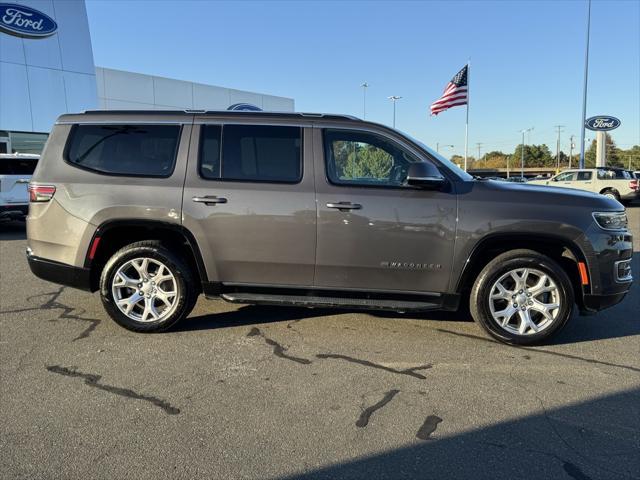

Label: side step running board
[220,292,440,312]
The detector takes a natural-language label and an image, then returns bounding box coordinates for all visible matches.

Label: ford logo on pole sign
[0,3,57,38]
[227,103,263,112]
[585,116,621,131]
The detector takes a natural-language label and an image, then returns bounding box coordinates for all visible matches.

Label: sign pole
[578,0,592,170]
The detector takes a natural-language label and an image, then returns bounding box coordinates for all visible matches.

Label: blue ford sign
[228,103,263,112]
[0,3,57,38]
[585,116,621,131]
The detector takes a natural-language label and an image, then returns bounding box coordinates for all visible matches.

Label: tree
[512,144,554,167]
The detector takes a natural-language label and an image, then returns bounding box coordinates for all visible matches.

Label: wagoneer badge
[585,116,621,131]
[381,261,442,270]
[0,3,57,38]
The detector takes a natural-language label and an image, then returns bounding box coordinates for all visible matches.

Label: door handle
[326,202,362,211]
[192,196,228,205]
[16,179,30,184]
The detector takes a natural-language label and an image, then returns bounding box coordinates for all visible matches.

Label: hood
[473,179,623,210]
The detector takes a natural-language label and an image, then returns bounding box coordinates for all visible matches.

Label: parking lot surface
[1,206,639,480]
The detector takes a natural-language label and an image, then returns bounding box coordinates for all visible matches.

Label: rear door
[312,126,457,294]
[574,170,595,192]
[182,120,316,286]
[0,157,37,205]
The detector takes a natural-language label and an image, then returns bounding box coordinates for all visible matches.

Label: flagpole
[464,60,470,171]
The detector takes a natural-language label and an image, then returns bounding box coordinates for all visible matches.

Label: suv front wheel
[99,241,198,332]
[470,249,574,345]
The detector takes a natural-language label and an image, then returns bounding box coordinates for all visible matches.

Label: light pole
[360,82,369,119]
[388,96,402,128]
[436,143,454,154]
[579,0,592,169]
[554,125,565,172]
[520,127,534,178]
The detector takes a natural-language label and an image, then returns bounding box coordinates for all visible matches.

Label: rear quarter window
[65,124,181,177]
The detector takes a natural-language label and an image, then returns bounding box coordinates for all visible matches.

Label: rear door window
[66,124,181,177]
[576,171,592,181]
[199,124,302,183]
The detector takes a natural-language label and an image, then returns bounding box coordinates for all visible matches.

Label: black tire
[99,241,198,332]
[470,249,574,345]
[601,189,621,202]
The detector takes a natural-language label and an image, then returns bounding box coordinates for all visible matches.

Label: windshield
[401,134,473,181]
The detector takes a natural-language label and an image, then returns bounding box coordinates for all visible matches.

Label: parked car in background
[26,110,633,345]
[507,176,529,183]
[527,167,639,204]
[0,153,39,221]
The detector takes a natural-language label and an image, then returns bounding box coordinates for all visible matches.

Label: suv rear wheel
[99,241,198,332]
[470,249,574,345]
[600,189,621,202]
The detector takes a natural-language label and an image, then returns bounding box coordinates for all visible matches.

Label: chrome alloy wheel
[488,268,561,336]
[111,257,178,322]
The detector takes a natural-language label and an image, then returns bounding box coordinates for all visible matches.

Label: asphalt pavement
[1,206,639,479]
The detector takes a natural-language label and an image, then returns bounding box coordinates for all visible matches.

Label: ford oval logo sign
[0,3,57,38]
[585,116,621,131]
[227,103,262,112]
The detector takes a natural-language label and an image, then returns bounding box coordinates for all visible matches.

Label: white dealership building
[0,0,294,155]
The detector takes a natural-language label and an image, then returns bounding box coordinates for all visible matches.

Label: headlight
[592,211,628,231]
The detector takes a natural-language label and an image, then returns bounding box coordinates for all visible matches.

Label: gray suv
[26,111,633,345]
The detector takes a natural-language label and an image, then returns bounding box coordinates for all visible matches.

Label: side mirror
[406,162,446,190]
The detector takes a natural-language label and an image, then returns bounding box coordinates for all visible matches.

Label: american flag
[430,65,468,116]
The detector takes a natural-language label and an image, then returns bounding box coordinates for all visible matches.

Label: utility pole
[476,142,483,164]
[568,135,575,168]
[360,82,369,119]
[388,96,402,128]
[554,125,564,172]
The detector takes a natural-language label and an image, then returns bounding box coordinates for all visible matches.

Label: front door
[182,121,316,286]
[313,127,457,294]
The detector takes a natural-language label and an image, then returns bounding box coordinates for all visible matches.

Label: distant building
[0,1,294,155]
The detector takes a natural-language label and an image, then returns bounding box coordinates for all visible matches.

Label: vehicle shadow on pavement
[276,387,639,480]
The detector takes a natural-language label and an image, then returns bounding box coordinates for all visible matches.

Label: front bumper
[582,292,630,312]
[578,226,633,313]
[27,250,92,292]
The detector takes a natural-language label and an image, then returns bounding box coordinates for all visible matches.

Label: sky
[85,0,640,158]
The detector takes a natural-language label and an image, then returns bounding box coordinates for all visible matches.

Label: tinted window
[576,171,592,181]
[554,172,575,182]
[66,125,181,177]
[0,158,37,175]
[199,125,222,179]
[324,129,420,187]
[219,125,301,182]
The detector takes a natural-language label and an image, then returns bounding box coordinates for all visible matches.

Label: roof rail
[79,109,361,121]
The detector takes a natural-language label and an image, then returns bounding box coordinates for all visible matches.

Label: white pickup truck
[0,153,39,221]
[528,168,639,204]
